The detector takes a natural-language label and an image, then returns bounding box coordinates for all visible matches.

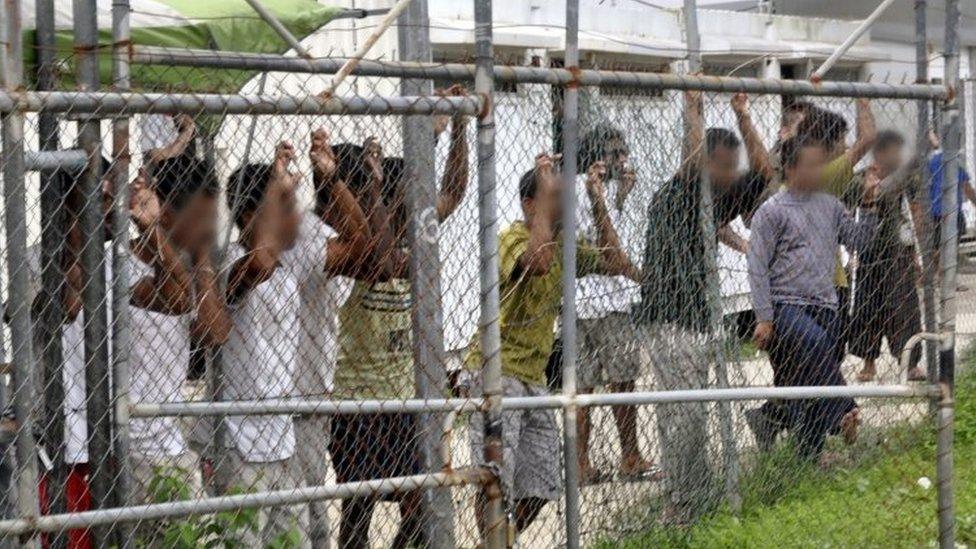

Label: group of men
[11,84,970,547]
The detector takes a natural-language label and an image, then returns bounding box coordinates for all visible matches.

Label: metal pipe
[936,0,961,545]
[110,2,134,545]
[129,46,951,100]
[899,332,948,373]
[810,0,898,81]
[684,0,741,514]
[74,0,114,541]
[128,383,939,415]
[242,0,311,58]
[560,1,582,546]
[912,0,940,393]
[323,0,414,96]
[473,0,506,546]
[0,468,493,537]
[398,0,455,544]
[2,1,42,544]
[0,91,483,116]
[936,384,954,549]
[33,0,68,543]
[24,149,88,171]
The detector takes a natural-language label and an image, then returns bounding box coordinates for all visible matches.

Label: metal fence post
[473,1,506,547]
[111,1,135,546]
[911,0,941,394]
[2,0,42,545]
[34,1,69,545]
[74,0,113,542]
[560,1,582,546]
[398,1,456,546]
[936,0,960,547]
[683,0,741,513]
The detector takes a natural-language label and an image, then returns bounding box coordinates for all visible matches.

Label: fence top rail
[0,91,483,116]
[129,383,938,418]
[131,45,949,100]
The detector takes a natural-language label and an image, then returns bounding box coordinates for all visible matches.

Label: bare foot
[620,454,665,481]
[840,408,861,445]
[907,367,927,382]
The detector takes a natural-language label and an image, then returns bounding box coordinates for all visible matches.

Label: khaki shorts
[469,375,561,503]
[578,312,644,389]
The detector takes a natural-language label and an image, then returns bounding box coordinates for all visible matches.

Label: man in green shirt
[467,153,638,540]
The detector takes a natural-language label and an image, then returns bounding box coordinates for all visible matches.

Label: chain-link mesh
[0,3,966,548]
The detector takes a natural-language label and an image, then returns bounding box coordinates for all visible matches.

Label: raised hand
[731,92,748,116]
[271,140,298,194]
[585,160,609,198]
[862,164,881,206]
[129,171,161,232]
[363,136,384,185]
[174,113,196,136]
[310,128,338,182]
[535,152,555,177]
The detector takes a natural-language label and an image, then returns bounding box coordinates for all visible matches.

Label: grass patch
[594,358,976,548]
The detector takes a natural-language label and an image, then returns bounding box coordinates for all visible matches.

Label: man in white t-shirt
[218,135,369,547]
[574,125,658,483]
[123,158,232,523]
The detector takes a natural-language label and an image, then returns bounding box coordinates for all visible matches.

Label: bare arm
[146,114,196,165]
[585,161,640,281]
[437,86,471,221]
[307,129,372,278]
[732,93,773,180]
[678,90,705,182]
[845,98,877,166]
[226,143,293,302]
[516,154,559,278]
[189,252,232,347]
[128,176,193,315]
[717,224,749,253]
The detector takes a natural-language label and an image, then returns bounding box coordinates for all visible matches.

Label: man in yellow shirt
[467,153,639,541]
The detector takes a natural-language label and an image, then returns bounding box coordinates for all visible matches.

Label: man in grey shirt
[747,135,878,462]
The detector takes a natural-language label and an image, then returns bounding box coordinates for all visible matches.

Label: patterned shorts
[577,312,644,389]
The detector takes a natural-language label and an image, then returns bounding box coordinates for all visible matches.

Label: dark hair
[381,157,405,206]
[706,127,741,155]
[780,135,825,169]
[797,108,848,148]
[783,100,815,119]
[578,124,627,173]
[324,143,368,210]
[226,163,272,229]
[873,129,905,153]
[519,167,541,202]
[153,157,218,210]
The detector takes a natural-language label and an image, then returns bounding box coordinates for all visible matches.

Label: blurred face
[707,144,741,191]
[873,143,904,175]
[523,170,563,229]
[162,193,218,251]
[277,185,303,250]
[786,144,828,192]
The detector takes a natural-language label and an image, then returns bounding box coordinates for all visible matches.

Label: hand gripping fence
[0,0,965,547]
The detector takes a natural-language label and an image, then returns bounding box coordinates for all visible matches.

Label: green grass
[594,356,976,549]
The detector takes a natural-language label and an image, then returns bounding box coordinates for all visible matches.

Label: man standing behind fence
[843,131,925,383]
[748,135,875,463]
[573,124,659,483]
[331,95,469,549]
[219,140,368,547]
[635,91,771,524]
[467,152,639,540]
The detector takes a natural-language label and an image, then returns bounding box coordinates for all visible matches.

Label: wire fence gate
[0,0,966,547]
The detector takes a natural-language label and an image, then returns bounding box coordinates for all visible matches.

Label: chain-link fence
[0,0,966,547]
